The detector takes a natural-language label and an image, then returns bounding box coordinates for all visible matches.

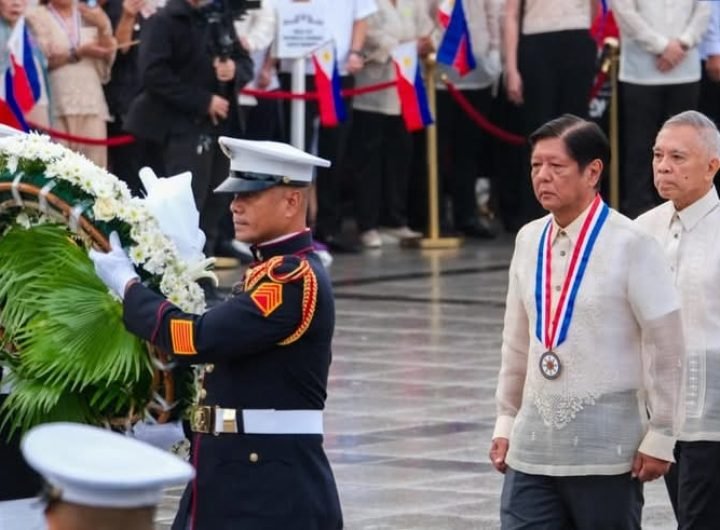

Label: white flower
[0,134,209,316]
[92,197,118,222]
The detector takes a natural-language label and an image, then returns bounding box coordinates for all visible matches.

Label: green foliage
[0,224,153,435]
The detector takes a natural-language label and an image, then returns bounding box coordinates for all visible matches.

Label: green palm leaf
[0,224,153,436]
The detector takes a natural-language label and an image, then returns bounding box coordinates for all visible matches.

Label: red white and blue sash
[534,195,609,349]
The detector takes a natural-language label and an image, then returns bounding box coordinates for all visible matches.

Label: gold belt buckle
[191,405,213,434]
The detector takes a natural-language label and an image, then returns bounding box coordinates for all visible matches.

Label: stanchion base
[402,237,463,249]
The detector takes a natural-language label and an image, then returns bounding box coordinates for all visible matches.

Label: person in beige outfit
[27,0,115,167]
[352,0,433,248]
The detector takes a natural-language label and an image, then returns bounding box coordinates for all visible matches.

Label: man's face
[230,186,299,244]
[653,124,719,209]
[530,137,600,218]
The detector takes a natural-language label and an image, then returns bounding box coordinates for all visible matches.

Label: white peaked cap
[215,137,331,193]
[21,422,195,508]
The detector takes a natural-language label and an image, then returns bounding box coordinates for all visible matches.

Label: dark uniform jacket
[123,231,342,530]
[124,0,252,143]
[0,391,42,500]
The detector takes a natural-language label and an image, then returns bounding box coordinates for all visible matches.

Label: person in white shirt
[699,2,720,130]
[635,110,720,529]
[490,114,685,529]
[611,0,711,219]
[278,0,377,253]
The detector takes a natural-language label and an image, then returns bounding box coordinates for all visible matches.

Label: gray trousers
[500,468,643,530]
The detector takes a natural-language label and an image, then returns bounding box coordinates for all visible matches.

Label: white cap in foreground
[21,422,194,508]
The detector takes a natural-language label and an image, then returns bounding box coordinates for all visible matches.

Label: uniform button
[555,285,561,292]
[560,250,566,257]
[199,389,207,400]
[249,452,259,463]
[558,230,566,236]
[674,233,679,239]
[205,364,215,373]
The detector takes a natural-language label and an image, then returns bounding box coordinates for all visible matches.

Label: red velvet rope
[239,80,397,100]
[22,80,399,146]
[26,80,533,147]
[442,79,526,146]
[27,122,136,146]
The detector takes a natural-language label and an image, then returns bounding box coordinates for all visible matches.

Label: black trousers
[436,88,493,230]
[665,440,720,530]
[501,467,643,530]
[0,394,42,500]
[515,29,597,225]
[107,117,165,197]
[518,30,597,135]
[620,81,700,219]
[163,133,231,256]
[280,73,355,241]
[351,110,412,232]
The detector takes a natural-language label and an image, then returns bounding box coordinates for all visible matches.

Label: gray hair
[662,110,720,157]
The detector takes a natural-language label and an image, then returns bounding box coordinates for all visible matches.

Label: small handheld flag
[0,18,42,130]
[437,0,476,76]
[391,41,433,132]
[311,42,347,128]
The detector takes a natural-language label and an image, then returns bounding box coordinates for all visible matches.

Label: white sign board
[275,0,328,59]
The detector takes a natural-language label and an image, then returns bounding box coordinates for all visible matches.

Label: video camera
[202,0,261,59]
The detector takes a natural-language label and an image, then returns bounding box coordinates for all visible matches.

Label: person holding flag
[0,0,48,130]
[351,0,433,248]
[490,114,684,529]
[431,0,501,239]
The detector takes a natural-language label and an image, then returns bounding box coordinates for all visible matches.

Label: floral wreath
[0,133,206,435]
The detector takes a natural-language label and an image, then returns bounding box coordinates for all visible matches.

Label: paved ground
[156,236,676,529]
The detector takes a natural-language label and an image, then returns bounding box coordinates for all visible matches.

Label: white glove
[88,231,139,300]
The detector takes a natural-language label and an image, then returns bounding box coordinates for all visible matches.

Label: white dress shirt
[700,1,720,60]
[494,202,684,476]
[612,0,711,85]
[636,187,720,442]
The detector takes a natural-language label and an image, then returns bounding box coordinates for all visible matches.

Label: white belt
[191,406,324,435]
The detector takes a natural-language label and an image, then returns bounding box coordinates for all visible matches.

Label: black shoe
[457,218,496,239]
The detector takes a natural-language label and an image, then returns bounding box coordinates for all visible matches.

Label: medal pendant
[539,351,561,380]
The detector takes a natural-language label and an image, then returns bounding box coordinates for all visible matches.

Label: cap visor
[214,176,278,194]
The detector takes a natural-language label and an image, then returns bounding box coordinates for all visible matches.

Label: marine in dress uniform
[89,138,343,530]
[20,422,194,530]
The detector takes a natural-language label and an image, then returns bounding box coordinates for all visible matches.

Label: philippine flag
[0,18,41,130]
[391,41,433,132]
[311,41,347,128]
[437,0,476,76]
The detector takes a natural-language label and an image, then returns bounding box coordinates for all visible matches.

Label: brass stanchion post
[606,38,620,210]
[406,54,462,249]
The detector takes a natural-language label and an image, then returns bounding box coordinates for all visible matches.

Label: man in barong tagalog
[636,110,720,529]
[489,114,685,529]
[89,137,342,530]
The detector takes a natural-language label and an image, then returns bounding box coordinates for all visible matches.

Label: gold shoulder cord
[243,256,319,345]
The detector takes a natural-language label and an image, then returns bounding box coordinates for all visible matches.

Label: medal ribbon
[535,194,609,349]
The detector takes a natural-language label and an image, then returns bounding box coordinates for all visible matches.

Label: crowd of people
[3,0,720,258]
[2,1,720,529]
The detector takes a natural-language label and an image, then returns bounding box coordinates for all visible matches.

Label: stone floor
[155,236,676,529]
